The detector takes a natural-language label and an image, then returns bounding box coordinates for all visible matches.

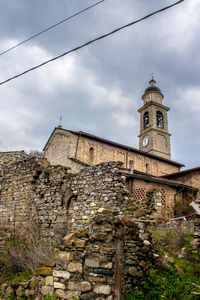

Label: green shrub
[126,228,200,299]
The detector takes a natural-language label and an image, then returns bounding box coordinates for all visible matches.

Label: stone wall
[0,157,72,252]
[67,162,126,233]
[0,151,29,165]
[125,177,197,219]
[164,170,200,198]
[0,158,194,253]
[1,215,153,300]
[0,158,199,299]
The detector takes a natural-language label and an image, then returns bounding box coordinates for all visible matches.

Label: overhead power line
[0,0,184,86]
[0,0,106,56]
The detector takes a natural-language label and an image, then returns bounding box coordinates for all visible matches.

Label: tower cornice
[138,101,170,113]
[138,127,171,138]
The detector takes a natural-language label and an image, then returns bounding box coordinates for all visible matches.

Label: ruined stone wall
[0,158,185,253]
[67,162,127,233]
[1,215,153,300]
[0,158,199,298]
[0,157,72,252]
[0,151,29,165]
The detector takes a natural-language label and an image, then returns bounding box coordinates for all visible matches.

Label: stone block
[16,286,24,297]
[55,289,68,299]
[68,281,91,291]
[55,289,81,299]
[25,289,31,297]
[63,233,76,247]
[98,208,105,213]
[88,276,104,283]
[19,281,29,288]
[54,282,65,289]
[45,276,54,286]
[67,262,83,273]
[85,258,100,268]
[55,250,73,263]
[75,239,86,248]
[94,268,113,276]
[53,270,70,280]
[35,267,53,276]
[29,289,35,296]
[101,262,112,269]
[30,277,39,289]
[41,286,54,296]
[128,267,137,276]
[143,240,151,246]
[94,284,111,295]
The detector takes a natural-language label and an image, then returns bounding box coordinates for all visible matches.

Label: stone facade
[44,127,182,176]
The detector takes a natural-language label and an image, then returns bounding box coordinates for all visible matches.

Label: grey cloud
[0,0,200,168]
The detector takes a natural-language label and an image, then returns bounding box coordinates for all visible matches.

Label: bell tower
[138,77,171,160]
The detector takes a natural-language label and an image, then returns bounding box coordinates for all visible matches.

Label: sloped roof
[163,166,200,179]
[123,170,198,191]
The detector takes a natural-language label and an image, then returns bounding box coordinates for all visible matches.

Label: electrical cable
[0,0,184,86]
[122,212,197,223]
[0,0,106,56]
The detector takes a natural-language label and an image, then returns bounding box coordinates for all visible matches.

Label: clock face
[142,137,149,147]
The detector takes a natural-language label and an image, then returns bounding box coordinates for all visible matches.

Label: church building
[43,78,184,176]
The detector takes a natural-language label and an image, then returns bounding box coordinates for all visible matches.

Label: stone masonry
[44,127,182,176]
[0,156,199,299]
[1,215,153,299]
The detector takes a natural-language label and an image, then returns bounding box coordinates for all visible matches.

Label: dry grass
[5,221,52,271]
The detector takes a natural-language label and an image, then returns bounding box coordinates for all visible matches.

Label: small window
[156,111,164,128]
[146,163,149,173]
[143,111,149,129]
[89,147,95,164]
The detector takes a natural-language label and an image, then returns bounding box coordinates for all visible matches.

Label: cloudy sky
[0,0,199,169]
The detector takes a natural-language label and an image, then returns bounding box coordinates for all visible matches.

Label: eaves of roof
[163,166,200,178]
[124,172,198,191]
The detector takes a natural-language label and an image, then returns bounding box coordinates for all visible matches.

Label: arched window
[156,111,164,128]
[89,147,95,164]
[146,163,149,173]
[143,111,149,129]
